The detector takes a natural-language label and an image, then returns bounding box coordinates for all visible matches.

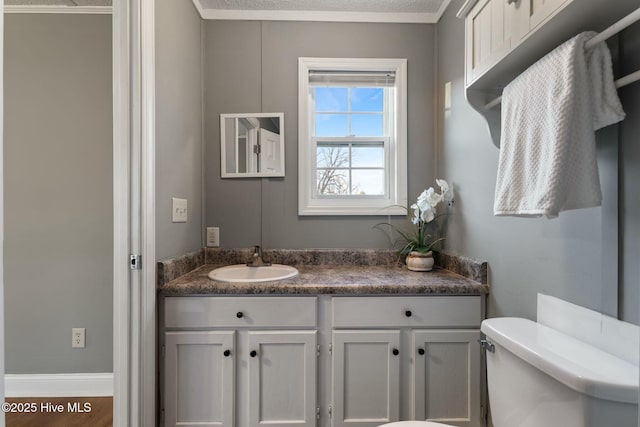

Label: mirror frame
[220,112,285,178]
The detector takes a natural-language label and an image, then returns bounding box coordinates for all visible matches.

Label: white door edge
[112,0,156,425]
[0,0,5,425]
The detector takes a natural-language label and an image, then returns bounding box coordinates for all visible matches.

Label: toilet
[380,295,639,427]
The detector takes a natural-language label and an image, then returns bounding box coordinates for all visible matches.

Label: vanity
[158,249,489,427]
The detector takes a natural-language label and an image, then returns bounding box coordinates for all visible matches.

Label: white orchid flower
[423,187,443,208]
[420,204,435,223]
[415,190,430,211]
[436,179,449,196]
[410,203,421,224]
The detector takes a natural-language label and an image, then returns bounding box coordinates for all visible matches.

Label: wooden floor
[5,397,112,427]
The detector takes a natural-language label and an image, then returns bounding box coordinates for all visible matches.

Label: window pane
[315,114,349,137]
[317,169,349,195]
[316,144,349,168]
[351,88,384,112]
[352,170,385,195]
[315,87,348,112]
[351,114,384,136]
[352,144,384,168]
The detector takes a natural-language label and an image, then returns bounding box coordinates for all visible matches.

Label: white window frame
[298,57,407,216]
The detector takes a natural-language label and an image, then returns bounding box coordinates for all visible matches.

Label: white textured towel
[494,32,625,218]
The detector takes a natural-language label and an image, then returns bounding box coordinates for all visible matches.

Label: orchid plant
[376,179,451,256]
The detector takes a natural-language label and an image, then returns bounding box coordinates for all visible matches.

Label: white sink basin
[208,264,299,283]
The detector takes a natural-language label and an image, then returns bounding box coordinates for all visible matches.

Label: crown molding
[191,0,448,23]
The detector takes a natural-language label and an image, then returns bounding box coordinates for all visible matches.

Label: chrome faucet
[246,245,272,267]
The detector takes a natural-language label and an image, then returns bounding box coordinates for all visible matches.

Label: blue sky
[314,87,384,137]
[314,87,386,195]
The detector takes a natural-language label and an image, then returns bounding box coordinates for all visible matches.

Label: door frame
[0,0,5,425]
[113,0,156,425]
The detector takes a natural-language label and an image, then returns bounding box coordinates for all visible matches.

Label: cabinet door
[332,330,401,427]
[465,0,514,84]
[247,330,318,427]
[527,0,569,30]
[164,331,235,427]
[412,330,481,427]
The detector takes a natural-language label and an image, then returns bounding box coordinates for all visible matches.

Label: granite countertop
[158,250,489,296]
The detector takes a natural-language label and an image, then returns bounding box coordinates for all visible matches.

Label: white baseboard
[5,373,113,397]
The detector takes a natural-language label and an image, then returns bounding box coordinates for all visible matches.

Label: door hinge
[253,144,261,154]
[160,408,165,425]
[316,407,320,420]
[317,344,321,356]
[130,254,142,270]
[328,405,332,418]
[329,342,332,354]
[161,345,166,358]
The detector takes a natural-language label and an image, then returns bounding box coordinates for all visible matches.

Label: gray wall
[619,22,640,323]
[436,0,639,324]
[4,14,113,373]
[204,21,436,249]
[156,0,204,260]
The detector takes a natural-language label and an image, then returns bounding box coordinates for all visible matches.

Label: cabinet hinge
[130,254,142,270]
[316,407,320,420]
[328,405,332,418]
[161,345,166,358]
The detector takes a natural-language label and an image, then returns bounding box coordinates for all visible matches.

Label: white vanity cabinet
[161,294,484,427]
[331,329,402,427]
[164,330,236,427]
[331,296,483,427]
[162,296,319,427]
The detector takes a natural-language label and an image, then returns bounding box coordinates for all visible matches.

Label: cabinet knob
[223,349,231,357]
[417,348,425,356]
[236,311,244,318]
[392,348,399,356]
[250,350,258,358]
[404,310,412,317]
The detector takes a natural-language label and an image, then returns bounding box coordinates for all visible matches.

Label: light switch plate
[172,198,187,223]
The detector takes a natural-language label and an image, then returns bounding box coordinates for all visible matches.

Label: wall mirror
[220,112,285,178]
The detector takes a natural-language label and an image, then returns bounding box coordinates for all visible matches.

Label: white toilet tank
[481,295,638,427]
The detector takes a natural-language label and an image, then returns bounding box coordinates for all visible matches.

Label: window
[298,58,407,215]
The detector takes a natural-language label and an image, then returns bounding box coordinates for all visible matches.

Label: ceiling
[5,0,451,23]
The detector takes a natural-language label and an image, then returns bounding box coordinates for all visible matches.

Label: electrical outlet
[172,198,188,223]
[72,328,85,348]
[207,227,220,247]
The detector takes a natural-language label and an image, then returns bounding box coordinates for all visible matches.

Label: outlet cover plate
[72,328,85,348]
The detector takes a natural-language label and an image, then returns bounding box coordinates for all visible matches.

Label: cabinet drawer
[332,296,482,328]
[165,296,317,328]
